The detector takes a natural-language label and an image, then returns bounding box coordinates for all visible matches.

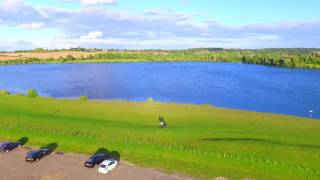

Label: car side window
[109,162,115,166]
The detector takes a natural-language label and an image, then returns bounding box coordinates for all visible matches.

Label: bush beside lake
[27,89,38,98]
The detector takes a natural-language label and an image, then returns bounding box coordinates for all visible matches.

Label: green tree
[66,55,75,61]
[34,48,45,52]
[0,90,11,95]
[79,96,88,100]
[27,89,38,98]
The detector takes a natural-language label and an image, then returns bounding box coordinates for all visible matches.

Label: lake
[0,62,319,119]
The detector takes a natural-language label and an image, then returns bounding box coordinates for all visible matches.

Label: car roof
[1,142,16,147]
[1,142,12,145]
[30,149,47,153]
[101,159,117,165]
[28,150,41,155]
[91,153,107,158]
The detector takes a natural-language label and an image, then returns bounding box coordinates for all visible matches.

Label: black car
[0,141,23,152]
[84,153,108,168]
[25,149,51,162]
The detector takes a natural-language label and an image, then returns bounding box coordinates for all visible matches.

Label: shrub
[147,97,154,102]
[66,55,75,61]
[79,96,88,100]
[34,48,45,52]
[27,89,38,98]
[15,93,24,96]
[0,90,11,95]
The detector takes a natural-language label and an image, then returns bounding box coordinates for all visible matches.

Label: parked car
[98,159,119,174]
[84,153,108,168]
[0,141,23,152]
[25,149,51,162]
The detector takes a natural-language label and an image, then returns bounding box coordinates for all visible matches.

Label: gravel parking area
[0,147,186,180]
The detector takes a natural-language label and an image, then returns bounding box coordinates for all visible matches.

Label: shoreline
[1,58,320,70]
[1,92,318,120]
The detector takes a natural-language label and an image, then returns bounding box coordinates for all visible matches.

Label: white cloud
[80,31,103,39]
[145,31,156,37]
[78,31,114,44]
[257,35,279,41]
[80,0,116,5]
[3,0,25,6]
[124,31,139,36]
[19,22,44,29]
[59,0,116,6]
[180,0,189,6]
[1,2,320,50]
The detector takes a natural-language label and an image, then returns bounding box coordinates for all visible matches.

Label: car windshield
[100,164,106,168]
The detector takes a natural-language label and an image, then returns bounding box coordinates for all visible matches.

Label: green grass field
[0,94,320,179]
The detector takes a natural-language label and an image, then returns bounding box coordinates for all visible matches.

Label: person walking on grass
[159,116,167,128]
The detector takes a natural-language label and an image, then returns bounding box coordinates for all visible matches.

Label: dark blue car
[84,153,108,168]
[0,142,23,152]
[25,149,51,162]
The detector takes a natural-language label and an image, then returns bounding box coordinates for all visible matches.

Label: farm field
[0,51,97,61]
[0,95,320,179]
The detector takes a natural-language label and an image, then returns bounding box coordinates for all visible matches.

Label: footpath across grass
[0,95,320,179]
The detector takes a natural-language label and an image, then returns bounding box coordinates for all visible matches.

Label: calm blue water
[0,62,319,119]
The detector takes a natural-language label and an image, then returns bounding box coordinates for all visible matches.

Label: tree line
[1,48,320,69]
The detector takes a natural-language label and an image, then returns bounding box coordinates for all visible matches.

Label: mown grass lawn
[0,95,320,179]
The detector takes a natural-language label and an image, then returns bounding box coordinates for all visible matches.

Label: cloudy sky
[0,0,320,50]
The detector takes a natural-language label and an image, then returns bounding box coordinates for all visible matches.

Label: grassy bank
[0,94,320,179]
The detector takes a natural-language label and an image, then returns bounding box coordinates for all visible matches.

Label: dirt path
[0,146,187,180]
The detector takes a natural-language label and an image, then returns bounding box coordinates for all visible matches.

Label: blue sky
[1,0,320,50]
